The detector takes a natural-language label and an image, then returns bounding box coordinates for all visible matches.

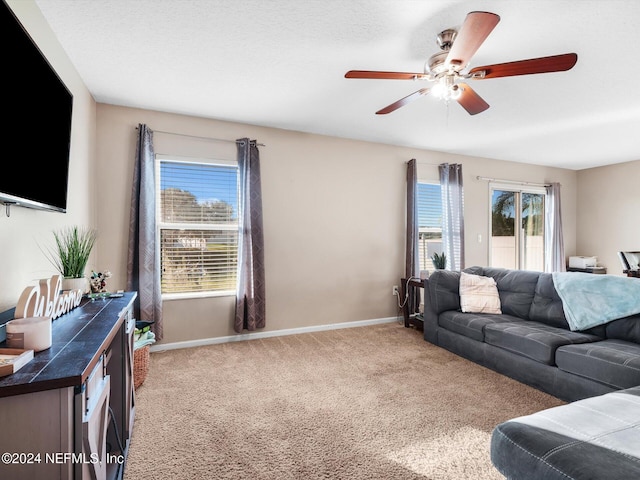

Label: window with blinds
[417,182,443,271]
[158,158,239,295]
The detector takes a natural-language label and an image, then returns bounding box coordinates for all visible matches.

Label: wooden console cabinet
[0,292,137,480]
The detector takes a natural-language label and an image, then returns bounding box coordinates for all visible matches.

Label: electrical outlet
[392,285,399,296]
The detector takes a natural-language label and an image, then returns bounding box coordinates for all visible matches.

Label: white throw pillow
[459,272,502,314]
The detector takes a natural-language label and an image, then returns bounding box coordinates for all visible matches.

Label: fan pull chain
[445,99,450,128]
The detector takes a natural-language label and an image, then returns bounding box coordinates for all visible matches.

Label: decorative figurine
[90,270,112,294]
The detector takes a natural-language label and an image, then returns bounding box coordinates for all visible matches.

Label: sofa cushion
[528,272,570,329]
[485,321,601,365]
[556,339,640,389]
[491,386,640,480]
[438,311,524,342]
[459,272,502,314]
[427,270,461,314]
[606,313,640,343]
[474,267,540,319]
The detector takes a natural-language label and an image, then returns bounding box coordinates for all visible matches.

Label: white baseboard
[150,316,399,353]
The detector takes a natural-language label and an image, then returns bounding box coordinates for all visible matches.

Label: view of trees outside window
[491,188,545,271]
[417,182,443,271]
[159,160,239,294]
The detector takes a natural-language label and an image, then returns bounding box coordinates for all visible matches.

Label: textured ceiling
[34,0,640,170]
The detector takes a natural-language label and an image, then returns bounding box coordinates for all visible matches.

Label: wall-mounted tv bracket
[2,201,17,217]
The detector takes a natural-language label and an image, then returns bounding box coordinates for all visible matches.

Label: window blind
[158,159,239,294]
[417,182,443,271]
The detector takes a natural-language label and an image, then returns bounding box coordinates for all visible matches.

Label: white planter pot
[61,276,89,294]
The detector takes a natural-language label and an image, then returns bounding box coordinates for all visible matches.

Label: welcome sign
[15,275,83,320]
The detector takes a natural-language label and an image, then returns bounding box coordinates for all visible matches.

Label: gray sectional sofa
[422,266,640,479]
[491,385,640,479]
[423,266,640,402]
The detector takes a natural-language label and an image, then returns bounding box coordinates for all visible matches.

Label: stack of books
[0,348,34,377]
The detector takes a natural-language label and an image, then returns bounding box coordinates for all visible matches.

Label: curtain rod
[412,161,441,167]
[136,126,265,147]
[406,160,442,167]
[476,176,552,188]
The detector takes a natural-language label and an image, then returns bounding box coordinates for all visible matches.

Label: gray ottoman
[491,386,640,479]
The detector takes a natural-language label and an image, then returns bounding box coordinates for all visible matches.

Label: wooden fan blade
[345,70,428,80]
[446,11,500,68]
[376,88,430,114]
[469,53,578,79]
[456,83,489,115]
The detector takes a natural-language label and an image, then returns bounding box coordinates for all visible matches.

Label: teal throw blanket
[552,272,640,331]
[134,330,156,350]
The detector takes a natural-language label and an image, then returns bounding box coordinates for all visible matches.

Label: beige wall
[577,160,640,275]
[3,1,633,348]
[0,1,96,313]
[95,104,579,345]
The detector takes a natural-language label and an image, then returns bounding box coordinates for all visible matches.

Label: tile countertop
[0,292,137,398]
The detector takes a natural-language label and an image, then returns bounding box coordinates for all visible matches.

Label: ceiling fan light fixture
[450,84,462,100]
[430,81,446,99]
[431,76,461,101]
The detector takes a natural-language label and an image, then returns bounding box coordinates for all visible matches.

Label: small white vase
[61,276,89,294]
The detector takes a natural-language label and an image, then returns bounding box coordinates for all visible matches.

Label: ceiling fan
[345,11,577,115]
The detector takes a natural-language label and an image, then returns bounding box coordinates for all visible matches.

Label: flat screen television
[0,0,73,213]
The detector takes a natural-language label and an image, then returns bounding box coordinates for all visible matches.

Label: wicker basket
[133,345,150,390]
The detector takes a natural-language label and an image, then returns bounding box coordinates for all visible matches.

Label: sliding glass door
[490,185,545,271]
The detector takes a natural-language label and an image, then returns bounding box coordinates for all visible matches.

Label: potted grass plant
[46,226,97,293]
[431,252,447,270]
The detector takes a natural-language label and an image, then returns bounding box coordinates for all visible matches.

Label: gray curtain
[439,163,465,271]
[406,159,419,279]
[235,138,266,333]
[405,159,420,314]
[545,182,566,272]
[127,124,163,340]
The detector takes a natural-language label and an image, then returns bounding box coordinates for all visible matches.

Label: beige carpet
[124,322,564,479]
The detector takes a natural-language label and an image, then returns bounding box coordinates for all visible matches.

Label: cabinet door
[82,375,110,480]
[0,388,74,479]
[105,311,135,456]
[125,315,135,441]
